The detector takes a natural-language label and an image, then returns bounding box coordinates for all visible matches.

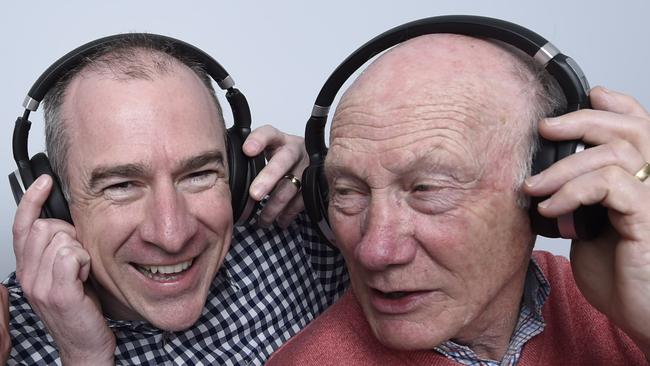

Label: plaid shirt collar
[435,257,551,366]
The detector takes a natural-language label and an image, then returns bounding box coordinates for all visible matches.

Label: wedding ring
[283,174,302,191]
[634,162,650,182]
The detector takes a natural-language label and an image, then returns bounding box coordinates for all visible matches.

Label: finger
[590,86,650,118]
[50,246,91,311]
[29,233,81,303]
[256,177,301,227]
[524,139,646,196]
[539,110,650,158]
[18,220,76,293]
[535,166,650,240]
[276,194,305,229]
[250,138,306,201]
[242,124,284,157]
[12,175,53,260]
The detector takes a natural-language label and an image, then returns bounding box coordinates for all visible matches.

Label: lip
[368,288,434,315]
[129,254,203,298]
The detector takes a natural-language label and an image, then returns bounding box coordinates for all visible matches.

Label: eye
[413,184,436,193]
[179,170,218,192]
[103,181,139,202]
[408,181,461,215]
[330,185,368,215]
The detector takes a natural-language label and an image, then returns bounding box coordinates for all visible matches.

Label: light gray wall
[1,0,648,277]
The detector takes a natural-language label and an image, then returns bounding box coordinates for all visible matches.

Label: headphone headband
[24,33,234,112]
[312,15,588,113]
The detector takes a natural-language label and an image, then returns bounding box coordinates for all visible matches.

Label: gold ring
[634,162,650,182]
[283,174,302,191]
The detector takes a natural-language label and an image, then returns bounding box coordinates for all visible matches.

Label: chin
[370,318,450,351]
[148,307,204,332]
[142,297,207,331]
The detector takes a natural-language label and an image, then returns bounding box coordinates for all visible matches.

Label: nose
[354,196,417,271]
[140,182,197,253]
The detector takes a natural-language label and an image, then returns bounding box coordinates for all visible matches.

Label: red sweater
[267,251,646,365]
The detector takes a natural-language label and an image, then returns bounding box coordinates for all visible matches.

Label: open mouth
[134,259,194,281]
[373,289,414,300]
[381,291,409,299]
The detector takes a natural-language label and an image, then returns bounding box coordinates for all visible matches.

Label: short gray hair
[507,51,567,208]
[42,33,224,200]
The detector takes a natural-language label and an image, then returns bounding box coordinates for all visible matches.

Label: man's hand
[12,175,115,365]
[524,87,650,355]
[0,285,10,365]
[243,125,308,228]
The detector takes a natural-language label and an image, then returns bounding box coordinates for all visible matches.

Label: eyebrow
[88,150,226,191]
[177,150,225,175]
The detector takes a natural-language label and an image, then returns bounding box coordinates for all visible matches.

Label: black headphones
[9,33,265,225]
[302,15,608,243]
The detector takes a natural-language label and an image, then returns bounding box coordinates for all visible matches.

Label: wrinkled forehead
[330,34,532,145]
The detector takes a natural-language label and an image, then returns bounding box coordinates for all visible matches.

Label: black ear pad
[226,126,264,225]
[302,157,336,245]
[530,139,607,239]
[28,153,72,223]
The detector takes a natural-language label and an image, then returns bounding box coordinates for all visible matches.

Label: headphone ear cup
[226,127,263,224]
[529,137,559,237]
[29,153,72,224]
[302,158,336,245]
[529,138,607,239]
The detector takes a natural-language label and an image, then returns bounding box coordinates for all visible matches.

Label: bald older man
[267,34,650,365]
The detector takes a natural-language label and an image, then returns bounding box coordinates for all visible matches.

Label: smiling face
[326,35,538,352]
[61,56,232,331]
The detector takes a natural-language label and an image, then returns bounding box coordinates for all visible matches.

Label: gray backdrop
[1,0,648,278]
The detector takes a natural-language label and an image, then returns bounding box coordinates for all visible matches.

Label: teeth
[139,259,193,275]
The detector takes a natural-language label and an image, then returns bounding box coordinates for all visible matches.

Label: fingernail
[525,174,542,187]
[250,185,264,200]
[543,117,560,126]
[538,198,550,209]
[243,140,260,153]
[35,175,51,189]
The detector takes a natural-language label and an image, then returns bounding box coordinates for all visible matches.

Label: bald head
[335,34,538,133]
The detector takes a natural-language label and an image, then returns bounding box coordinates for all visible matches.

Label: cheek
[70,204,139,265]
[415,195,530,291]
[329,208,362,255]
[191,185,233,229]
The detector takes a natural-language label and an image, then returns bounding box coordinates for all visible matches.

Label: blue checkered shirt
[3,213,349,365]
[434,258,550,366]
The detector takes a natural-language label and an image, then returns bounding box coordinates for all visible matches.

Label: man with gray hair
[268,33,650,364]
[3,34,347,365]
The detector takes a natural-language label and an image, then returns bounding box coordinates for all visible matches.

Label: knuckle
[49,290,72,311]
[11,221,26,238]
[30,219,51,236]
[608,139,636,162]
[601,165,625,182]
[50,231,73,246]
[28,286,48,306]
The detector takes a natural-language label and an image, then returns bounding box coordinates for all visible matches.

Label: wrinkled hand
[0,285,10,365]
[12,175,115,365]
[524,87,650,355]
[244,124,308,228]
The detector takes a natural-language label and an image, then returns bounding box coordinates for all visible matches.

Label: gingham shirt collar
[4,214,348,365]
[434,257,551,366]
